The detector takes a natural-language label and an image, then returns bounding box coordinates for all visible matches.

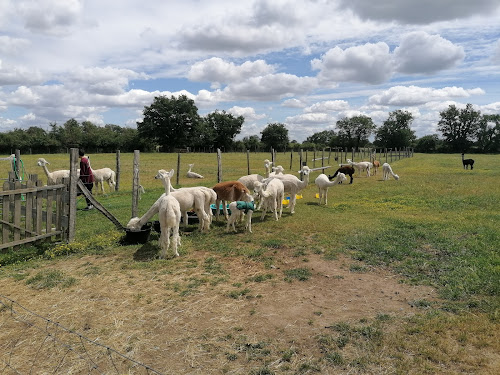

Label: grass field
[0,152,499,374]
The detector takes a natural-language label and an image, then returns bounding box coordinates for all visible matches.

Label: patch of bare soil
[0,250,438,374]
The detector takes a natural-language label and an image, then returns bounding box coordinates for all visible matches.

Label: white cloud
[338,0,500,24]
[188,58,276,85]
[227,106,266,121]
[369,85,485,106]
[394,32,465,74]
[304,100,349,113]
[311,43,393,85]
[219,73,318,101]
[282,98,307,108]
[493,40,500,64]
[17,0,84,36]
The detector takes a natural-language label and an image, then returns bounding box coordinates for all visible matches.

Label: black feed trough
[124,222,152,244]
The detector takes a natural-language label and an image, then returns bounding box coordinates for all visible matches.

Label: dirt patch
[0,251,438,374]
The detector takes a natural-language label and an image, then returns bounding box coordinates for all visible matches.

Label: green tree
[242,135,262,151]
[204,110,244,151]
[415,134,441,153]
[137,95,200,152]
[305,130,337,148]
[476,114,500,153]
[437,103,481,152]
[260,123,289,151]
[61,118,83,149]
[375,110,416,148]
[336,115,376,149]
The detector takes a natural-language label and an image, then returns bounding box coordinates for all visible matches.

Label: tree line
[1,95,498,155]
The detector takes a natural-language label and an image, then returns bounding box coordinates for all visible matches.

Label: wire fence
[0,294,164,375]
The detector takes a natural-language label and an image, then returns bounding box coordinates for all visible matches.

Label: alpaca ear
[168,169,174,178]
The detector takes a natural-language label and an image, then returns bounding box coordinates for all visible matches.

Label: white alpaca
[186,164,204,179]
[92,167,116,193]
[237,174,264,191]
[37,158,71,185]
[253,178,284,221]
[269,165,285,177]
[226,198,255,233]
[315,173,347,205]
[155,170,209,232]
[264,159,273,178]
[347,160,372,177]
[156,169,181,258]
[382,163,399,180]
[263,165,311,214]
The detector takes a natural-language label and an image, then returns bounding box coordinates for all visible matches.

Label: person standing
[79,149,95,210]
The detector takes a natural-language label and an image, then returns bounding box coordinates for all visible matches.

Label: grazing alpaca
[315,173,347,205]
[263,165,311,214]
[253,178,285,221]
[269,165,285,177]
[92,167,116,193]
[226,199,255,233]
[156,169,182,258]
[461,153,474,170]
[329,165,355,184]
[347,159,372,177]
[37,158,72,185]
[212,181,253,220]
[155,170,209,232]
[382,163,399,180]
[187,164,204,178]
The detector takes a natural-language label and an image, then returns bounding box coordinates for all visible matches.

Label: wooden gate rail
[0,175,68,250]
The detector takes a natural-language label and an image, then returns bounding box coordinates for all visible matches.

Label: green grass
[1,152,499,374]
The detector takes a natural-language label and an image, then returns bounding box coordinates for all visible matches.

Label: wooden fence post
[115,150,120,191]
[132,150,140,218]
[14,149,21,181]
[289,151,293,170]
[246,150,250,175]
[177,153,181,186]
[68,148,79,242]
[217,148,222,183]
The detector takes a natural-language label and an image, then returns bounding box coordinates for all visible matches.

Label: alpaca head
[126,217,142,230]
[37,158,49,166]
[155,169,174,180]
[299,166,311,175]
[393,174,400,180]
[336,172,347,183]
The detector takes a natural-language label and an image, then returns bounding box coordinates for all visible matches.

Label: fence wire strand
[0,294,164,375]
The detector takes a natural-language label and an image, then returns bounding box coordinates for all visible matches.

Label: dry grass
[0,152,499,374]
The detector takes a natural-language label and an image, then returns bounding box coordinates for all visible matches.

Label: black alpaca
[329,165,355,184]
[461,153,474,170]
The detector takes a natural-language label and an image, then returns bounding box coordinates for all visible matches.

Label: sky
[1,0,500,143]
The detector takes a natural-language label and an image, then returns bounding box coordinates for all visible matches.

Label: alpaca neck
[41,164,50,177]
[161,177,172,195]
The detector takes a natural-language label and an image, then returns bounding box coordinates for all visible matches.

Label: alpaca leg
[171,227,180,257]
[182,211,189,229]
[278,193,283,218]
[272,200,278,221]
[159,229,170,259]
[223,201,229,220]
[289,195,297,214]
[260,201,267,220]
[324,188,328,205]
[245,210,253,233]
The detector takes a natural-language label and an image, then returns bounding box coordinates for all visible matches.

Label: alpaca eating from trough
[315,173,347,205]
[382,163,399,180]
[155,169,210,232]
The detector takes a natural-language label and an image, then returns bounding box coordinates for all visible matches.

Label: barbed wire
[0,293,164,375]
